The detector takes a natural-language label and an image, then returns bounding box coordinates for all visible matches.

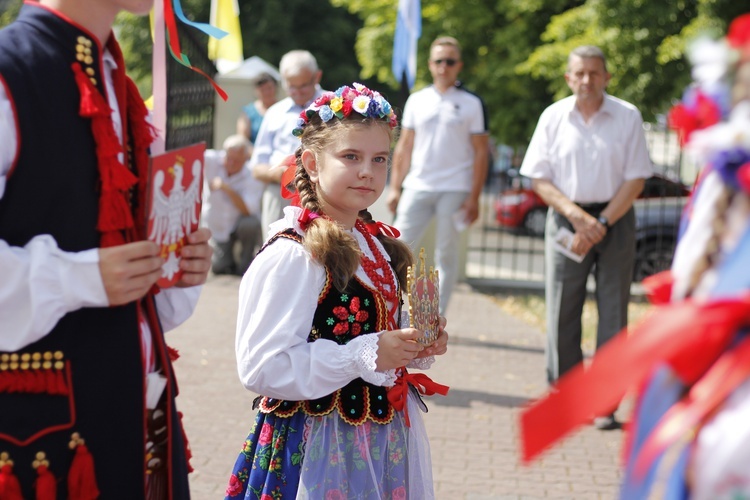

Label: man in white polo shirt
[388,36,489,314]
[520,45,652,429]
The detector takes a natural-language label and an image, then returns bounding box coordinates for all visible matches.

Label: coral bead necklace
[355,220,398,303]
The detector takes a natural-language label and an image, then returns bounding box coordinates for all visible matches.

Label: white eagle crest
[148,157,202,280]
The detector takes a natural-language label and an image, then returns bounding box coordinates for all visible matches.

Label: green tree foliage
[334,0,584,146]
[2,0,743,147]
[334,0,746,146]
[0,0,21,26]
[115,13,153,98]
[520,0,746,125]
[113,0,367,98]
[237,0,365,90]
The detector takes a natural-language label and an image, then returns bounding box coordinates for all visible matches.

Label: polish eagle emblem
[147,148,204,286]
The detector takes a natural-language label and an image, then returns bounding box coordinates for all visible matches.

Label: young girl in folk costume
[521,14,750,499]
[224,83,449,499]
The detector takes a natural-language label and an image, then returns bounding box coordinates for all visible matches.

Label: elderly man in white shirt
[203,134,265,275]
[250,50,324,240]
[520,45,652,429]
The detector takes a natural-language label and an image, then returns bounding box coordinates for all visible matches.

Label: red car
[494,174,690,238]
[494,182,548,237]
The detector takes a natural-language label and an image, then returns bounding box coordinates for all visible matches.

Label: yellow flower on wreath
[329,97,343,113]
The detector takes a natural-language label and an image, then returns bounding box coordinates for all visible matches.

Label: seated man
[203,135,264,275]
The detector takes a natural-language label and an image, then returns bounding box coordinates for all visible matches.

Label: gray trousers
[211,214,262,275]
[544,206,635,383]
[260,183,291,241]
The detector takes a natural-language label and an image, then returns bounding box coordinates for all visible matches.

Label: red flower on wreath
[331,296,369,336]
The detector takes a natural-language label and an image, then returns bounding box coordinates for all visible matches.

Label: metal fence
[466,127,687,289]
[164,29,216,150]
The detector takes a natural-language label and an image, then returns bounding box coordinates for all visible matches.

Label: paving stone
[169,277,624,498]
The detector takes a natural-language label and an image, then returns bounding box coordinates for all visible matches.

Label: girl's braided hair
[292,84,413,292]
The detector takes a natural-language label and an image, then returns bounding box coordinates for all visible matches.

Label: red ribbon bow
[280,155,299,204]
[364,221,401,239]
[387,368,449,427]
[297,208,321,230]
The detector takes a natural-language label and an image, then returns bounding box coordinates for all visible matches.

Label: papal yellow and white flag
[208,0,244,74]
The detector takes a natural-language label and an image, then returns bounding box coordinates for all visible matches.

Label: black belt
[575,201,609,212]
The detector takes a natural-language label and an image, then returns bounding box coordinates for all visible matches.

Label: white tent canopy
[219,55,281,81]
[213,56,286,147]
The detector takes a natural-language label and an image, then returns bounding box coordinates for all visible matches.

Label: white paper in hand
[553,227,585,263]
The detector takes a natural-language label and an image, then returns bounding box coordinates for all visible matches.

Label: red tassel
[0,461,23,500]
[5,372,18,394]
[55,370,68,396]
[44,370,64,396]
[68,439,99,500]
[33,464,56,500]
[125,77,157,238]
[32,370,47,394]
[71,62,137,248]
[97,190,135,232]
[177,412,194,473]
[166,346,180,362]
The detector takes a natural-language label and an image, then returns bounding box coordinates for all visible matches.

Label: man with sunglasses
[388,36,489,315]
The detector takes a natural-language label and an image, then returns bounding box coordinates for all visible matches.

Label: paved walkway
[170,275,626,499]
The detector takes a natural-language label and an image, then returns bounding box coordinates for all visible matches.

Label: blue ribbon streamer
[171,0,228,40]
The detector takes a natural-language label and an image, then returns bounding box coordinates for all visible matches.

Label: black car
[633,198,686,281]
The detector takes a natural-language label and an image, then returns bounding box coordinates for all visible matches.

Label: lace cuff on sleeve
[346,334,397,386]
[408,356,435,370]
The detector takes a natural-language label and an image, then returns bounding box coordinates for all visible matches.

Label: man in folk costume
[0,0,212,498]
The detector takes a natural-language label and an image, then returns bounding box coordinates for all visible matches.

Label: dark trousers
[211,214,262,275]
[544,206,635,383]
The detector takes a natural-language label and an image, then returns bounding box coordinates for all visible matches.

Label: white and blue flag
[392,0,421,89]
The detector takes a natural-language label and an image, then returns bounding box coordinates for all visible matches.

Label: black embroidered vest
[0,5,188,499]
[256,229,399,425]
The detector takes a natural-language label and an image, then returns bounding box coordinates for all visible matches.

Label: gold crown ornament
[406,248,440,345]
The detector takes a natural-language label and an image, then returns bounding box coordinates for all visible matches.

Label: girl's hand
[417,315,449,358]
[376,328,424,371]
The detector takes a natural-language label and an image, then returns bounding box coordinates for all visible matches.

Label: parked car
[494,174,691,281]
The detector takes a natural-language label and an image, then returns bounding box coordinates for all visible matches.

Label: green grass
[489,293,654,352]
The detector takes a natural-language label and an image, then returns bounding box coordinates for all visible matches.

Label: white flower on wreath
[352,95,371,115]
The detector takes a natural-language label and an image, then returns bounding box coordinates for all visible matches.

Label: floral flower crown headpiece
[668,14,750,193]
[292,82,398,137]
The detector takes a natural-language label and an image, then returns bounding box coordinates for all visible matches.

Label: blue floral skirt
[225,394,433,499]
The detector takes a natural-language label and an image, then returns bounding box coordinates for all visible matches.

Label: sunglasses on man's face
[432,58,458,67]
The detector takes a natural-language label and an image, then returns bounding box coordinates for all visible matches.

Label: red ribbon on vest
[519,295,750,464]
[387,368,449,427]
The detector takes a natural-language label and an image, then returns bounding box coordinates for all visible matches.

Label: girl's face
[302,124,391,228]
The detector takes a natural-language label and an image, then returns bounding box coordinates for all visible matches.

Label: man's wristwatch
[597,215,610,229]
